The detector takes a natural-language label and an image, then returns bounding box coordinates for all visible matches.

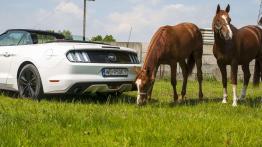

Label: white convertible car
[0,29,140,98]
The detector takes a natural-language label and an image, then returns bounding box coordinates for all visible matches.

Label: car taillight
[66,51,90,63]
[129,54,139,64]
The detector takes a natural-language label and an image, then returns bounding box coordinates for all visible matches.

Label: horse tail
[187,53,195,75]
[253,59,261,86]
[187,25,202,75]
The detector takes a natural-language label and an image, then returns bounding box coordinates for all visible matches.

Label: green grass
[0,80,262,146]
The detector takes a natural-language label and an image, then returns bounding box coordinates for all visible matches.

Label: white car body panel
[0,46,13,83]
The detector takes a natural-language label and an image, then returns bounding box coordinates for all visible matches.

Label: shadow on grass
[1,90,261,107]
[238,97,262,108]
[0,90,154,105]
[41,93,138,105]
[167,97,262,108]
[40,95,262,107]
[168,97,223,107]
[0,90,18,98]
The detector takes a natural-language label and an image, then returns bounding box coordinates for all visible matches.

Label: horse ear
[216,4,221,14]
[226,4,230,13]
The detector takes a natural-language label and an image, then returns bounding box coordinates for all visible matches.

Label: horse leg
[171,62,178,102]
[218,62,227,103]
[240,64,250,100]
[179,60,188,99]
[147,79,155,101]
[259,58,262,82]
[196,57,203,100]
[231,62,238,107]
[147,66,158,101]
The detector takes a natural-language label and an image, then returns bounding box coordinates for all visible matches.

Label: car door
[0,31,25,84]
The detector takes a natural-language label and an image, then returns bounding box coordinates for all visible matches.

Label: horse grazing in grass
[212,4,262,106]
[135,23,203,105]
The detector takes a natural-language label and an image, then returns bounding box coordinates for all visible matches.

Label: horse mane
[142,26,169,69]
[135,26,169,80]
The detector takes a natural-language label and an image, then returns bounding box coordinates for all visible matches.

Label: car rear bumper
[65,81,137,94]
[41,62,140,94]
[45,79,137,94]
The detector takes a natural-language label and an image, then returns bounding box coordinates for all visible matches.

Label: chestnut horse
[213,4,262,106]
[135,23,203,105]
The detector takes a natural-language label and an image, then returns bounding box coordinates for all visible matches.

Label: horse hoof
[137,102,146,106]
[238,98,245,102]
[238,96,246,101]
[176,99,183,104]
[199,94,203,100]
[222,99,227,104]
[174,96,179,102]
[232,103,237,107]
[137,98,147,106]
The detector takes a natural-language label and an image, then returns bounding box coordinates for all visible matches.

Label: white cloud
[0,0,214,42]
[0,0,258,42]
[55,1,82,16]
[106,5,151,34]
[255,0,261,4]
[33,1,83,34]
[127,0,161,5]
[94,3,212,42]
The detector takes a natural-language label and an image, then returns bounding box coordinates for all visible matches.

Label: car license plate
[102,68,128,77]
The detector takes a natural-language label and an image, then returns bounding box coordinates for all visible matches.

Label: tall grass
[0,80,261,146]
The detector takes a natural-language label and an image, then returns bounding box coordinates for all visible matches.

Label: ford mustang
[0,29,140,99]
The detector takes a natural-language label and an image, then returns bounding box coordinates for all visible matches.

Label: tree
[91,35,103,42]
[103,35,116,42]
[58,30,73,40]
[90,35,116,42]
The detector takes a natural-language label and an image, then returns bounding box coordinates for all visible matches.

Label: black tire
[18,64,43,99]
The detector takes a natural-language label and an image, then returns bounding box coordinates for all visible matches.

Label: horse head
[135,67,153,105]
[212,4,233,40]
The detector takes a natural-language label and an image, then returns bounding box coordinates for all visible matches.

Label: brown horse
[135,23,203,105]
[212,4,262,106]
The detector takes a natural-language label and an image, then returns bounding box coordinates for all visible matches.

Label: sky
[0,0,260,42]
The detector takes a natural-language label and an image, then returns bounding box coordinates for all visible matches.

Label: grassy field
[0,80,262,146]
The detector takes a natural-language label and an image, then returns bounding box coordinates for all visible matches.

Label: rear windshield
[0,30,65,46]
[31,33,57,44]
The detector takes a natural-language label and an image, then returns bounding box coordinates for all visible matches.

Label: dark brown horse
[213,4,262,106]
[135,23,203,105]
